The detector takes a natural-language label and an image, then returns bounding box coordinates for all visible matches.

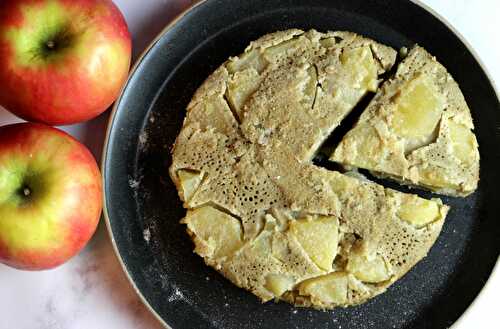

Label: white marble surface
[0,0,498,328]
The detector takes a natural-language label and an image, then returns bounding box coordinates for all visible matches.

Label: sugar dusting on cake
[138,131,148,148]
[143,228,151,243]
[167,285,185,303]
[128,176,140,189]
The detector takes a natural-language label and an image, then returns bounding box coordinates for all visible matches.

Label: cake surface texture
[331,46,480,196]
[169,29,462,309]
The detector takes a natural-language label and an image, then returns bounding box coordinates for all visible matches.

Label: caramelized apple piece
[298,272,348,304]
[397,195,442,228]
[226,68,261,117]
[289,216,339,271]
[182,206,243,258]
[227,49,267,74]
[319,37,337,48]
[177,169,203,202]
[263,38,304,62]
[391,75,445,141]
[418,169,459,191]
[346,252,391,283]
[340,46,379,91]
[448,120,476,164]
[265,274,295,297]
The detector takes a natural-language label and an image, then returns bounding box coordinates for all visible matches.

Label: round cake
[169,29,453,309]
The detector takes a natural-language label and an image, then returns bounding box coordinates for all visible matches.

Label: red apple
[0,123,102,270]
[0,0,132,125]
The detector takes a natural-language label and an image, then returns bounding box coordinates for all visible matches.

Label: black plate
[103,1,500,328]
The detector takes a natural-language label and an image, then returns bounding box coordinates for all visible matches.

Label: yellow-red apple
[0,123,102,270]
[0,0,132,125]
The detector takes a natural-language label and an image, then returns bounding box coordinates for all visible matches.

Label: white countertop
[1,1,498,328]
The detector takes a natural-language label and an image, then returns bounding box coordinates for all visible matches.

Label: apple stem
[46,41,55,50]
[23,187,31,197]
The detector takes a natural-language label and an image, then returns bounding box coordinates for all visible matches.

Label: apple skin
[0,0,132,125]
[0,123,102,270]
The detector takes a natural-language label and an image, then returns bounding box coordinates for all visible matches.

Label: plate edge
[406,2,500,328]
[100,1,500,329]
[101,1,209,328]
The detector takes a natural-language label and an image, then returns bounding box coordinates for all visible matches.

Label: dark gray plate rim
[102,1,500,328]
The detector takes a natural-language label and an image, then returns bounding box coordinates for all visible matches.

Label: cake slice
[330,46,479,196]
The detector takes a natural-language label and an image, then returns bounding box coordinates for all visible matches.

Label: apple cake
[168,29,466,309]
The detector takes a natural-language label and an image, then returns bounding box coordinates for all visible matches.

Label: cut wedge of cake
[331,46,480,196]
